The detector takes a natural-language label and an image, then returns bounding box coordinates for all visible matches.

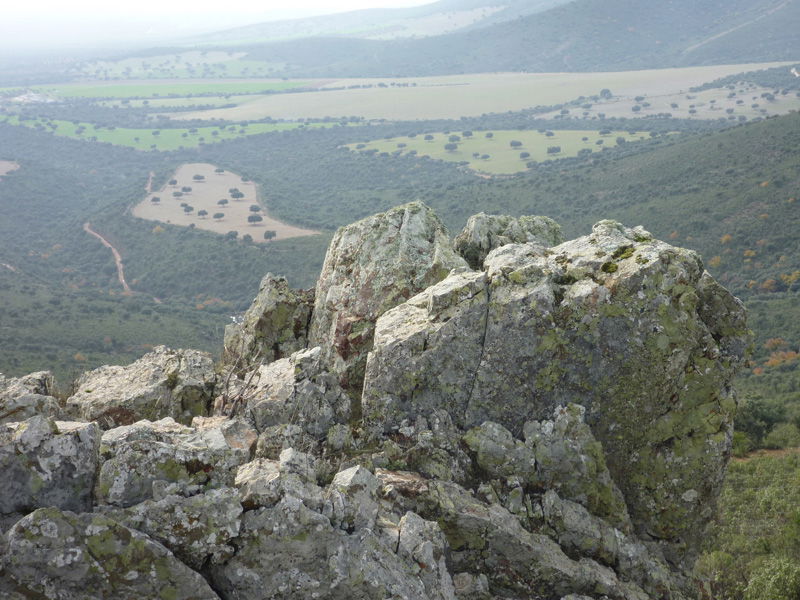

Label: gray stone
[2,507,219,599]
[238,347,351,438]
[363,220,750,562]
[453,212,564,269]
[308,201,467,395]
[95,417,249,508]
[101,487,243,570]
[66,346,216,428]
[222,273,314,369]
[0,371,60,424]
[0,416,100,522]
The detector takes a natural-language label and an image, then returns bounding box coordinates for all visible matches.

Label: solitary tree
[424,134,434,141]
[169,179,178,186]
[213,212,225,221]
[231,191,244,201]
[150,196,161,203]
[264,230,277,241]
[217,198,229,206]
[249,205,261,213]
[520,152,530,159]
[192,174,205,181]
[172,191,183,198]
[183,205,194,213]
[181,186,192,193]
[198,209,208,218]
[248,214,263,225]
[510,140,522,148]
[214,168,224,174]
[485,132,494,139]
[444,143,458,152]
[547,146,561,154]
[448,135,461,143]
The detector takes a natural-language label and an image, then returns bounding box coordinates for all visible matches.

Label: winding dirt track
[83,222,131,293]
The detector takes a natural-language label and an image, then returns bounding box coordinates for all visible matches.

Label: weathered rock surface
[0,416,100,528]
[0,370,61,424]
[454,212,564,269]
[219,346,351,437]
[95,417,249,507]
[222,274,314,369]
[308,201,467,395]
[66,345,216,428]
[363,219,750,565]
[1,507,220,599]
[0,207,751,600]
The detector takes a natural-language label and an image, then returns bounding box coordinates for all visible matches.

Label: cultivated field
[132,163,319,242]
[0,160,19,177]
[7,79,310,99]
[0,115,336,151]
[348,129,655,174]
[167,62,795,121]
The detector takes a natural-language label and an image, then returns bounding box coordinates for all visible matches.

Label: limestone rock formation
[308,201,467,395]
[66,345,216,428]
[0,207,750,600]
[454,212,564,269]
[222,274,314,369]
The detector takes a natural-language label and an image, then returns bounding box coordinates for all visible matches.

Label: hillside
[215,0,800,77]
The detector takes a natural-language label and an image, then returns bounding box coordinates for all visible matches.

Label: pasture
[167,62,794,122]
[0,115,336,151]
[132,163,319,242]
[348,129,654,174]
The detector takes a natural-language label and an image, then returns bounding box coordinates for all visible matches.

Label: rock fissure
[0,204,750,600]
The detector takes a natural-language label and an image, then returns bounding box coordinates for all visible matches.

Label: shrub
[745,556,800,600]
[763,423,800,449]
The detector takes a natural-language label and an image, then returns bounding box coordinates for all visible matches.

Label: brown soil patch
[0,160,20,178]
[733,446,800,463]
[131,163,319,243]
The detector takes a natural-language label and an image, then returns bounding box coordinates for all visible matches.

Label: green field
[3,79,309,99]
[0,115,337,151]
[348,129,652,174]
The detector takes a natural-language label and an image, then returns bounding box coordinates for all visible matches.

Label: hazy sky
[2,0,434,52]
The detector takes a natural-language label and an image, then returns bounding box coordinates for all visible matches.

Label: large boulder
[222,274,314,369]
[363,220,750,565]
[0,416,100,528]
[0,371,61,424]
[308,201,467,396]
[1,507,219,599]
[453,212,564,269]
[66,346,216,428]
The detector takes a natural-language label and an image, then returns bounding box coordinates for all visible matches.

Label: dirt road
[83,222,131,293]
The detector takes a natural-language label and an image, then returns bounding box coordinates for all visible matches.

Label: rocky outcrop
[66,345,216,428]
[0,370,61,424]
[363,219,749,567]
[454,212,564,269]
[222,274,314,369]
[0,207,750,600]
[308,201,467,396]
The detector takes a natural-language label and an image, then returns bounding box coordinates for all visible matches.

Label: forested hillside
[232,0,799,76]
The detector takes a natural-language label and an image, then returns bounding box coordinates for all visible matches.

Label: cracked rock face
[308,201,467,396]
[363,219,749,563]
[66,346,216,428]
[0,207,750,600]
[223,274,314,370]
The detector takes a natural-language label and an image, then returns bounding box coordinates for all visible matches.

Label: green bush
[744,556,800,600]
[764,423,800,449]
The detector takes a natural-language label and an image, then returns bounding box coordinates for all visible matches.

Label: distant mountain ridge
[187,0,799,76]
[182,0,574,45]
